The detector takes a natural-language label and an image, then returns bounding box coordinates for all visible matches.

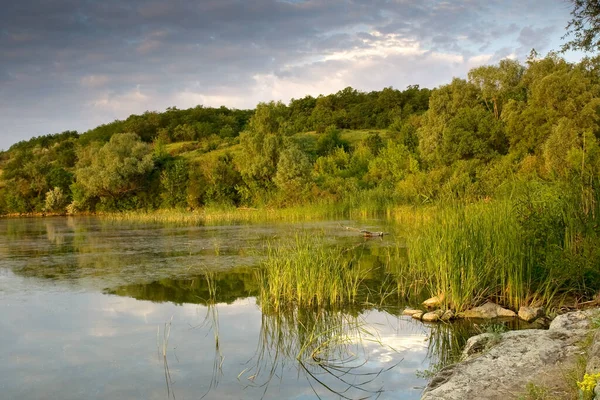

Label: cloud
[80,75,110,88]
[0,0,576,149]
[517,25,558,55]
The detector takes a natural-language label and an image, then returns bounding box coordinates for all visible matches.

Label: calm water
[0,217,519,399]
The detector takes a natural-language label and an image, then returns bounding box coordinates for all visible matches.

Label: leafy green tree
[316,126,348,156]
[468,59,525,120]
[74,133,154,208]
[44,187,68,213]
[237,102,292,199]
[418,78,480,166]
[274,145,312,201]
[160,158,189,208]
[503,55,600,154]
[238,131,282,190]
[204,153,243,206]
[363,133,384,156]
[248,101,289,136]
[173,124,197,141]
[366,141,419,188]
[441,107,507,165]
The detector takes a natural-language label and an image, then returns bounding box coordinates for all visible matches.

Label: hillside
[0,55,598,220]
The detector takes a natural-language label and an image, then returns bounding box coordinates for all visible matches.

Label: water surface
[0,217,510,399]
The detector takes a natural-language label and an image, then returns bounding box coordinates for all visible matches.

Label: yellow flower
[577,373,600,394]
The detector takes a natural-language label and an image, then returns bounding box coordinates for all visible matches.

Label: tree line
[0,54,599,217]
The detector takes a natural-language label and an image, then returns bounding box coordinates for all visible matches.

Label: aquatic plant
[256,233,367,312]
[406,181,600,312]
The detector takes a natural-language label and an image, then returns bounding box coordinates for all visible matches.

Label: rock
[440,310,455,322]
[411,311,424,320]
[423,294,444,308]
[461,333,496,357]
[422,310,596,400]
[402,308,423,316]
[549,310,591,333]
[460,302,516,319]
[518,306,545,322]
[422,310,444,322]
[534,316,552,329]
[586,329,600,374]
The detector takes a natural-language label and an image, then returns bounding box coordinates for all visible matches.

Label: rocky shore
[420,309,600,400]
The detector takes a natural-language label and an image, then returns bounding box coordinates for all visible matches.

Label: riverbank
[421,309,600,400]
[0,203,432,225]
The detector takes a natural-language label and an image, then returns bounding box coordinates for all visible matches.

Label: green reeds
[101,204,349,225]
[256,234,366,312]
[404,193,599,312]
[407,201,529,311]
[99,202,435,226]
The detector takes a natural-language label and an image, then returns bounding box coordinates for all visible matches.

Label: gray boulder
[460,302,516,319]
[421,310,595,400]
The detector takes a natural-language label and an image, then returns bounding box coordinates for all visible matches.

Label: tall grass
[100,198,435,226]
[408,201,529,311]
[256,234,366,312]
[101,204,348,225]
[407,182,600,312]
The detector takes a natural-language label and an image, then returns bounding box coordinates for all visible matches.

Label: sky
[0,0,581,150]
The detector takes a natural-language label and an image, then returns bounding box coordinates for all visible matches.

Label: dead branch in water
[340,224,386,238]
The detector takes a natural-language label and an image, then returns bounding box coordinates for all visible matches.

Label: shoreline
[421,308,600,400]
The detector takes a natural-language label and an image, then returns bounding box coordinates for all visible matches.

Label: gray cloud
[0,0,574,149]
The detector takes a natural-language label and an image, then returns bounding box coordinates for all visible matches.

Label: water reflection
[0,217,532,400]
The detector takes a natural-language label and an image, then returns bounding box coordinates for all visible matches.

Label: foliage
[273,145,312,203]
[563,0,600,52]
[160,158,189,208]
[203,153,242,206]
[74,133,154,210]
[44,187,68,213]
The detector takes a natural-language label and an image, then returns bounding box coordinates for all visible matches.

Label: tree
[366,141,418,187]
[316,126,348,156]
[468,59,525,120]
[417,78,480,166]
[441,107,507,165]
[160,158,189,208]
[204,153,243,206]
[44,187,68,213]
[274,146,312,201]
[74,133,154,207]
[563,0,600,52]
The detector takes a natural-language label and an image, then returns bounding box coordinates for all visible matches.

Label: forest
[0,53,598,216]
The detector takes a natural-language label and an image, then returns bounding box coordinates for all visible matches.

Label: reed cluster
[256,234,366,312]
[101,204,347,225]
[407,186,600,312]
[407,201,527,311]
[99,201,435,226]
